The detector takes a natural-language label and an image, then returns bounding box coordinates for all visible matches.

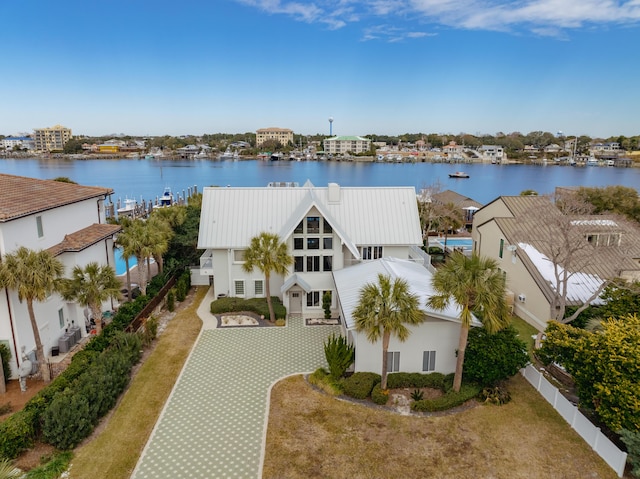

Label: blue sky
[2,0,639,138]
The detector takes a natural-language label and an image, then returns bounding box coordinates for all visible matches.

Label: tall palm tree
[59,262,121,334]
[117,220,156,296]
[115,221,136,301]
[146,215,173,274]
[353,273,423,390]
[242,232,292,322]
[427,252,510,392]
[0,247,64,382]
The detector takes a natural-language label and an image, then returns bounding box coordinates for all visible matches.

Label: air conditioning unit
[517,293,526,303]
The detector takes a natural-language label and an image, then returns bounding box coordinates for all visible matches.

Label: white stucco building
[323,136,371,155]
[0,174,121,378]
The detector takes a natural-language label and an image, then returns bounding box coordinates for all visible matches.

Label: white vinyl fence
[520,364,627,477]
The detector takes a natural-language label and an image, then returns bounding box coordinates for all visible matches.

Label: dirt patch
[0,378,47,421]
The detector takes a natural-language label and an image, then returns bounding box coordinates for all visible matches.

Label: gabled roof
[47,223,122,257]
[0,174,113,222]
[333,257,478,330]
[432,190,482,210]
[197,182,422,251]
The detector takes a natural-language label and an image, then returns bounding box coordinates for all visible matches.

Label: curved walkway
[131,287,341,479]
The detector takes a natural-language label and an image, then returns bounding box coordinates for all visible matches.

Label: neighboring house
[323,136,371,155]
[472,196,640,331]
[0,174,121,378]
[33,125,72,152]
[255,127,294,147]
[2,136,35,151]
[479,145,505,163]
[431,190,483,230]
[197,181,424,319]
[333,257,478,376]
[442,141,463,156]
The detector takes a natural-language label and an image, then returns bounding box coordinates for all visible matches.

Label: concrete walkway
[131,288,341,478]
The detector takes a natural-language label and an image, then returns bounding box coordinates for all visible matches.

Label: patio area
[130,287,342,479]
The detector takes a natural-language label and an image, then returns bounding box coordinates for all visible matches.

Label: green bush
[0,409,37,459]
[23,450,73,479]
[324,334,355,380]
[464,326,529,386]
[322,291,332,319]
[343,372,381,400]
[620,429,640,478]
[411,384,481,412]
[410,389,424,401]
[42,389,93,450]
[480,385,512,405]
[0,343,11,384]
[210,296,286,320]
[143,316,159,345]
[308,368,343,396]
[175,271,191,302]
[371,384,389,405]
[167,290,176,312]
[387,372,445,390]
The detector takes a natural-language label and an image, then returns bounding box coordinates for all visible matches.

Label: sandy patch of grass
[263,375,618,479]
[68,287,207,479]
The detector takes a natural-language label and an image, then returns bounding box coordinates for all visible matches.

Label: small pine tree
[322,291,332,319]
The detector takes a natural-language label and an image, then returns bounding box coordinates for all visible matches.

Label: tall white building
[323,136,371,155]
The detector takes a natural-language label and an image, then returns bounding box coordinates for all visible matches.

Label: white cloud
[236,0,640,37]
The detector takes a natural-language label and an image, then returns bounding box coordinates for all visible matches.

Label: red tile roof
[0,173,113,222]
[47,223,122,257]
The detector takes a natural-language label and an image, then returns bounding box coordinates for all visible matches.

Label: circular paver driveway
[131,308,341,479]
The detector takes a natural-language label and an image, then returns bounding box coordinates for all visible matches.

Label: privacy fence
[520,364,627,477]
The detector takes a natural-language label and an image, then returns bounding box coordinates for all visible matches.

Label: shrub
[143,316,159,345]
[210,296,286,319]
[387,372,445,390]
[464,326,529,386]
[371,384,389,405]
[343,372,380,400]
[620,429,640,479]
[322,291,332,319]
[166,290,175,312]
[0,343,11,384]
[0,409,37,459]
[274,318,285,326]
[323,334,355,380]
[410,389,424,401]
[0,403,12,415]
[23,450,73,479]
[480,385,512,405]
[42,389,93,450]
[308,368,343,396]
[411,384,481,412]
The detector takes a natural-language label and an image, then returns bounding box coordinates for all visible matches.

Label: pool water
[115,248,137,275]
[437,238,474,250]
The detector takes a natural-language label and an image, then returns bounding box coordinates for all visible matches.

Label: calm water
[0,158,638,205]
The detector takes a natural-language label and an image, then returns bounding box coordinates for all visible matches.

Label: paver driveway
[131,294,341,479]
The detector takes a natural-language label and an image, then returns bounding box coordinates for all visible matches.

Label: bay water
[0,158,638,206]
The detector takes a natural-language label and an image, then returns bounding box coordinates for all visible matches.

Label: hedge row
[342,372,381,399]
[386,372,445,390]
[210,296,286,320]
[411,384,481,412]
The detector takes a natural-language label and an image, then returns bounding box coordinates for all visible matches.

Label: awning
[280,273,312,294]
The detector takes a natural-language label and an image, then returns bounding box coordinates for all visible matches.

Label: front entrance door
[290,290,303,314]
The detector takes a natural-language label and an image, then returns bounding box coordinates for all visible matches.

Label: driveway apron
[131,310,341,479]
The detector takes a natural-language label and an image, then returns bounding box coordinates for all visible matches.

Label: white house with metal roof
[197,181,425,319]
[0,174,121,378]
[333,257,477,375]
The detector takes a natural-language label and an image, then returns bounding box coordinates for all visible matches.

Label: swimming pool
[437,238,474,250]
[115,247,137,276]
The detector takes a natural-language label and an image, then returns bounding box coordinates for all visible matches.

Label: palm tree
[242,232,293,322]
[146,215,173,274]
[117,220,156,296]
[427,252,510,392]
[353,273,423,390]
[0,247,64,382]
[59,262,121,334]
[115,221,136,301]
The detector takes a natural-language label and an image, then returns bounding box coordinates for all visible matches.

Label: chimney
[328,183,340,203]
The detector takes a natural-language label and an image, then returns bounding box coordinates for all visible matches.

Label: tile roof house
[472,195,640,330]
[0,174,121,378]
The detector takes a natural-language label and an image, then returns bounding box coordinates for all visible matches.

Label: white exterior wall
[352,319,461,375]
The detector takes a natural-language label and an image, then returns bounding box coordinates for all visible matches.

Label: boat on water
[117,198,137,217]
[218,148,239,160]
[270,152,283,161]
[449,171,470,178]
[155,187,174,208]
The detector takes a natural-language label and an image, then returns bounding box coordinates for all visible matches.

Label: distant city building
[323,136,371,155]
[33,125,72,152]
[255,127,294,147]
[1,136,34,151]
[479,145,505,163]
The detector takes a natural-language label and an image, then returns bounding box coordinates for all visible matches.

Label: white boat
[218,148,237,160]
[449,171,470,178]
[586,157,599,166]
[117,198,137,217]
[156,187,174,208]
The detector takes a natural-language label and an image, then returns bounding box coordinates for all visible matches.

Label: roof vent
[328,183,341,203]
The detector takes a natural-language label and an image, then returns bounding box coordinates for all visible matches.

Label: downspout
[4,288,20,368]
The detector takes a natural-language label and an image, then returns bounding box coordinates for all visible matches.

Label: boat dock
[106,185,198,220]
